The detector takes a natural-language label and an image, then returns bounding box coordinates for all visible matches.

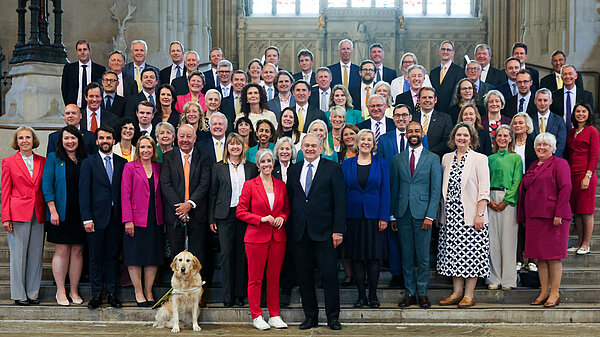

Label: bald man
[47,104,97,155]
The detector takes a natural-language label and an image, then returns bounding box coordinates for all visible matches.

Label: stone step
[1,302,599,324]
[0,264,53,281]
[429,268,600,286]
[564,251,600,268]
[568,235,600,248]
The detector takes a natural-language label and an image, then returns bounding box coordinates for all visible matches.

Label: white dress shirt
[228,162,246,207]
[516,91,532,113]
[78,60,92,107]
[212,136,225,159]
[302,71,314,83]
[296,103,309,122]
[86,107,101,131]
[300,156,320,192]
[408,144,424,168]
[420,111,433,129]
[116,72,124,97]
[220,84,232,98]
[537,111,550,133]
[360,82,375,110]
[20,153,34,178]
[319,88,331,112]
[339,61,352,84]
[396,129,408,153]
[481,63,490,82]
[370,117,387,135]
[563,86,577,124]
[278,93,292,110]
[279,161,290,184]
[170,63,184,84]
[140,124,153,136]
[143,90,156,104]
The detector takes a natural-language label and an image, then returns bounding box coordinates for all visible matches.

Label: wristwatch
[477,212,484,217]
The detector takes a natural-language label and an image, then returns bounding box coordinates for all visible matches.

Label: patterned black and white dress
[437,151,490,278]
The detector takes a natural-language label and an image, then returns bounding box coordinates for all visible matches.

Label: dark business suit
[525,66,540,89]
[356,117,396,138]
[203,69,218,93]
[291,105,327,133]
[376,66,397,84]
[124,91,155,119]
[530,111,567,157]
[293,71,317,86]
[502,94,537,119]
[101,94,127,118]
[159,64,187,85]
[430,62,464,112]
[484,66,506,87]
[79,109,118,132]
[268,95,296,119]
[348,85,374,112]
[287,158,346,322]
[540,72,584,92]
[495,82,515,101]
[209,161,258,303]
[327,62,361,88]
[308,87,328,113]
[550,87,594,121]
[476,80,494,102]
[218,95,237,133]
[160,148,212,266]
[196,137,225,163]
[47,128,97,155]
[79,152,126,297]
[171,75,190,96]
[394,91,416,111]
[118,75,139,98]
[411,110,453,159]
[61,61,106,106]
[122,62,160,85]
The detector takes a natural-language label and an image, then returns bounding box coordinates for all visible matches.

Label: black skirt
[345,216,388,261]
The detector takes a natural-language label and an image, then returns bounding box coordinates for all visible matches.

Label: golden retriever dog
[154,251,204,333]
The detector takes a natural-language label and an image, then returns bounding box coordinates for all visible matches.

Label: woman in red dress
[565,103,599,255]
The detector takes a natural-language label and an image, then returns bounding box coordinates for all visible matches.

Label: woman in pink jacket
[121,135,164,307]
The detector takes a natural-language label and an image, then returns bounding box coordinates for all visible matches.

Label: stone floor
[0,321,598,336]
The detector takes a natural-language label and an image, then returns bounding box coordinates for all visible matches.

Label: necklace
[575,127,585,136]
[516,138,526,146]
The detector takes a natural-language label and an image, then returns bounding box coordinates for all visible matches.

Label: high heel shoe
[544,296,560,307]
[56,295,69,306]
[530,296,549,305]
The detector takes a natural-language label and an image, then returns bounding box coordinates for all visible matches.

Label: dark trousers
[216,207,247,302]
[86,213,122,296]
[166,217,206,268]
[279,244,296,294]
[291,230,340,322]
[517,222,526,264]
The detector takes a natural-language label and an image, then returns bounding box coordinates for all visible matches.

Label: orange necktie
[91,112,98,132]
[184,154,191,200]
[365,86,371,105]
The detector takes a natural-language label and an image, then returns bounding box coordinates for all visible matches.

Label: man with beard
[349,60,377,112]
[268,70,296,118]
[79,126,127,309]
[391,121,441,309]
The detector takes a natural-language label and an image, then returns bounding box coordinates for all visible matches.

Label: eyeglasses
[440,48,453,52]
[466,67,481,71]
[460,87,474,91]
[368,104,385,108]
[393,113,411,118]
[361,68,375,73]
[402,61,415,65]
[102,78,118,83]
[516,80,531,85]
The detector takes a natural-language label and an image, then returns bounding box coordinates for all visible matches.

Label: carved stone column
[212,0,240,68]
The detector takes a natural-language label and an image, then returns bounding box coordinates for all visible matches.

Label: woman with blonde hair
[329,84,363,125]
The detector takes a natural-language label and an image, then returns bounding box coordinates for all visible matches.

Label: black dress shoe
[388,275,405,288]
[28,298,40,305]
[107,294,122,308]
[299,317,319,329]
[87,295,102,309]
[136,300,148,307]
[14,300,29,306]
[418,296,431,309]
[147,300,156,307]
[398,294,417,308]
[353,298,368,308]
[223,301,233,308]
[369,299,381,308]
[233,297,245,307]
[327,319,342,330]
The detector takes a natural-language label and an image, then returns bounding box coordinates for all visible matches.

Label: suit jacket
[218,94,237,133]
[430,62,464,111]
[121,160,163,227]
[517,155,572,222]
[120,75,139,98]
[502,94,537,119]
[209,161,258,223]
[377,66,397,84]
[160,148,211,225]
[101,94,127,118]
[477,81,494,102]
[236,176,289,243]
[411,110,453,159]
[171,75,190,96]
[308,87,327,112]
[327,62,361,88]
[495,82,515,101]
[441,150,490,226]
[122,62,160,84]
[47,128,97,155]
[160,64,187,85]
[376,129,429,163]
[293,71,317,86]
[525,65,540,89]
[291,105,327,133]
[203,69,217,93]
[356,117,395,135]
[484,66,506,87]
[268,95,296,119]
[550,87,594,119]
[348,85,374,112]
[42,152,69,222]
[540,72,584,92]
[196,137,225,163]
[124,92,153,119]
[79,109,118,131]
[341,155,390,220]
[286,158,346,242]
[394,90,416,111]
[79,153,126,229]
[61,61,106,106]
[390,148,441,220]
[1,152,46,223]
[530,112,567,157]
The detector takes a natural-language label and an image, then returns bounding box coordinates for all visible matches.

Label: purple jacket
[121,160,163,227]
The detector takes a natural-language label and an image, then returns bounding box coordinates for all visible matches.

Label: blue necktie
[566,91,572,130]
[105,95,112,110]
[305,163,313,196]
[176,65,181,78]
[149,94,155,107]
[216,72,220,87]
[399,133,406,152]
[518,97,525,113]
[105,156,113,184]
[268,87,273,100]
[403,78,410,93]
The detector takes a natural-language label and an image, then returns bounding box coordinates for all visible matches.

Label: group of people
[1,36,597,331]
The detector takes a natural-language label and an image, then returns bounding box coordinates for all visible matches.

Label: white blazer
[112,143,136,161]
[440,150,490,227]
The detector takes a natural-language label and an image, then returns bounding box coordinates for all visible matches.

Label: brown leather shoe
[457,296,476,308]
[544,296,560,308]
[439,295,462,306]
[530,296,549,305]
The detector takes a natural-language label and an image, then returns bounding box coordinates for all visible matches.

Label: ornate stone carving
[109,2,136,54]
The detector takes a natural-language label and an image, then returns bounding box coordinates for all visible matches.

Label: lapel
[461,150,476,190]
[32,154,43,185]
[189,149,200,181]
[93,153,112,185]
[133,160,150,193]
[530,156,554,186]
[173,150,185,185]
[152,162,160,193]
[254,177,270,211]
[411,148,428,180]
[14,153,33,183]
[307,158,324,197]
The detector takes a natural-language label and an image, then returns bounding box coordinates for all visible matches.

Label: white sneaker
[527,262,538,272]
[567,246,580,253]
[516,262,522,271]
[253,315,270,330]
[268,316,288,329]
[577,247,591,255]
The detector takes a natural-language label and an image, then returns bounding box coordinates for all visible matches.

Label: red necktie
[410,149,415,176]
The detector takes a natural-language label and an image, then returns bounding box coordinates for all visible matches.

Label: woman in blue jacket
[341,129,390,309]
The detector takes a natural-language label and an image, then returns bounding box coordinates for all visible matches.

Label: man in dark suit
[369,43,397,84]
[391,121,441,309]
[512,42,539,89]
[80,83,118,132]
[172,51,201,95]
[349,60,377,112]
[203,48,224,93]
[268,70,296,118]
[540,50,584,92]
[308,67,332,113]
[100,70,127,118]
[261,63,278,101]
[196,113,227,163]
[47,104,97,155]
[502,70,537,119]
[356,95,395,144]
[531,88,566,157]
[221,70,247,127]
[136,101,158,139]
[61,40,106,108]
[411,87,453,159]
[429,40,464,112]
[160,124,212,274]
[293,49,317,86]
[464,61,493,102]
[291,80,327,133]
[125,68,159,119]
[107,51,138,98]
[159,41,186,85]
[395,65,426,112]
[474,43,505,87]
[550,64,594,129]
[287,134,346,330]
[79,126,126,309]
[123,40,160,92]
[327,39,361,88]
[495,57,522,100]
[215,60,233,98]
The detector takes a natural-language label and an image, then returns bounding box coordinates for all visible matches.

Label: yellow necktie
[297,107,305,132]
[365,86,371,106]
[343,65,349,87]
[557,74,563,89]
[234,96,241,116]
[439,66,446,84]
[422,113,430,134]
[216,141,223,162]
[135,66,142,92]
[540,116,546,133]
